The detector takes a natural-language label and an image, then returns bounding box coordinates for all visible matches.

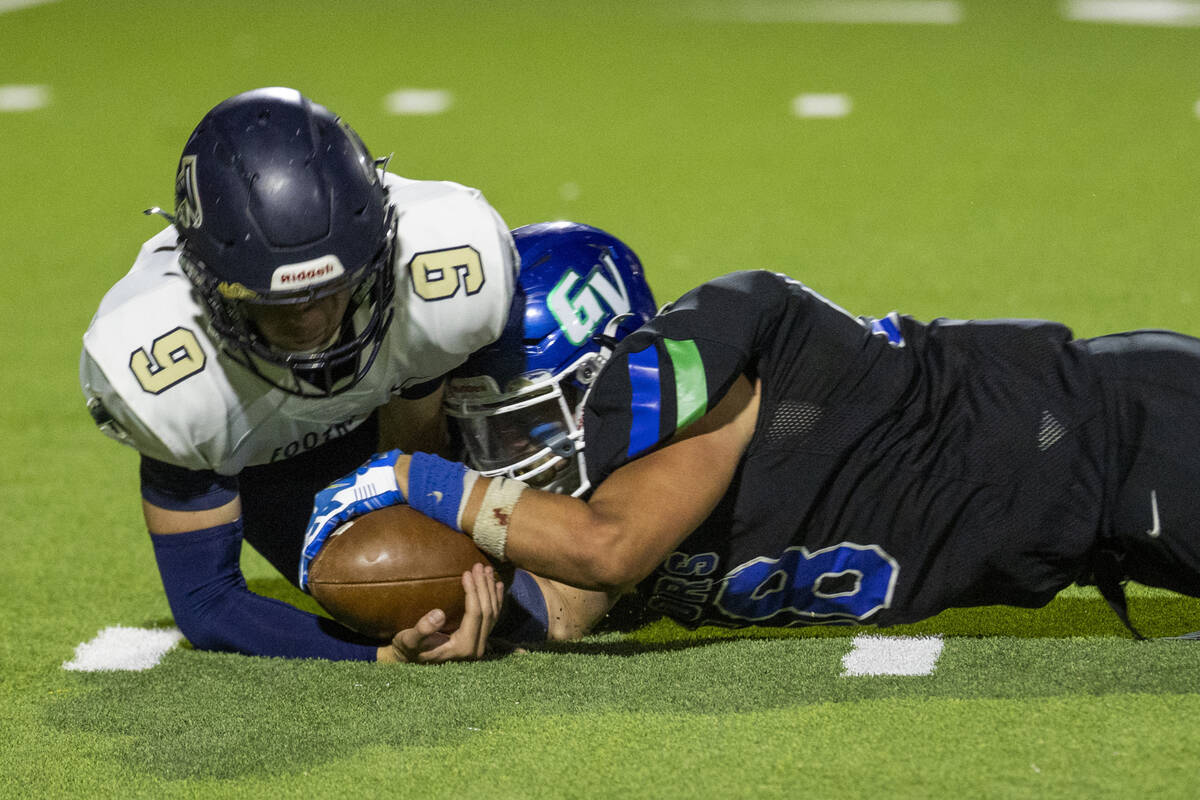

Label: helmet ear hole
[574,354,602,386]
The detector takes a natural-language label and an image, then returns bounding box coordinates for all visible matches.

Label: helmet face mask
[449,355,597,495]
[445,222,657,496]
[181,208,397,397]
[172,87,396,397]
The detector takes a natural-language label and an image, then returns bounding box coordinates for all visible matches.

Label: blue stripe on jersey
[627,345,662,458]
[870,312,905,346]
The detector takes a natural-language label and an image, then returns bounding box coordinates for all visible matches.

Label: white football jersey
[80,174,518,475]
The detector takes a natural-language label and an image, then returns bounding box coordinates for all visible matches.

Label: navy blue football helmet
[444,221,657,495]
[170,87,396,396]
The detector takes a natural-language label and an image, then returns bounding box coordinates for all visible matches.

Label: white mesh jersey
[80,174,518,475]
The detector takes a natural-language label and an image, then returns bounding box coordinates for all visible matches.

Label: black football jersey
[582,270,1107,628]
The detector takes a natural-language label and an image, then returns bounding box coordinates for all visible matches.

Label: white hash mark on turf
[841,634,944,676]
[1063,0,1200,26]
[0,85,49,111]
[384,89,453,115]
[0,0,59,13]
[698,1,962,24]
[62,626,184,672]
[793,93,853,118]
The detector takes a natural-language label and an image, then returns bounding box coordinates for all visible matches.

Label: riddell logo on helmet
[270,256,346,292]
[281,264,334,283]
[448,376,502,397]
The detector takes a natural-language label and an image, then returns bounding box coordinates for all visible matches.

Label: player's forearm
[487,484,637,590]
[453,374,757,591]
[393,454,638,589]
[150,523,379,660]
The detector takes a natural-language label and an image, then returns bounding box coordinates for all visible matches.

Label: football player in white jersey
[80,88,520,662]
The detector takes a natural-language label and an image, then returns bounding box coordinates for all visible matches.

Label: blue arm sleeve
[493,568,549,643]
[150,521,379,661]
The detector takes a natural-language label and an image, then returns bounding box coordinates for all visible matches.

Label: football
[307,505,490,640]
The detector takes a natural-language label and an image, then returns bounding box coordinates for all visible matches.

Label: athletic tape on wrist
[407,452,476,531]
[472,477,527,561]
[457,470,480,530]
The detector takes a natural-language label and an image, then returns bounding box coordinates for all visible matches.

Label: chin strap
[593,312,638,358]
[144,206,178,224]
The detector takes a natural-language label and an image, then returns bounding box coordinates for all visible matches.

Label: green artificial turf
[3,1,1200,797]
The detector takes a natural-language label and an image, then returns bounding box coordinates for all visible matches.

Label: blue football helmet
[444,221,657,496]
[170,87,396,397]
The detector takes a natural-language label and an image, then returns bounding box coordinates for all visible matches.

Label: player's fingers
[472,563,494,612]
[417,569,484,663]
[472,564,501,657]
[413,608,446,639]
[485,579,506,654]
[413,565,503,663]
[462,563,498,659]
[393,609,446,661]
[461,564,483,621]
[462,564,490,658]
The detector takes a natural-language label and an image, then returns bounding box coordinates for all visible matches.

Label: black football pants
[1085,330,1200,599]
[238,413,379,587]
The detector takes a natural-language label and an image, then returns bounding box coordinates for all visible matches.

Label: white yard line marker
[1063,0,1200,26]
[384,89,453,116]
[842,634,944,676]
[63,626,184,672]
[0,0,59,13]
[793,93,853,118]
[704,1,962,24]
[0,84,49,111]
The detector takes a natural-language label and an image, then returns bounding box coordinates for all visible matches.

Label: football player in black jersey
[306,222,1200,658]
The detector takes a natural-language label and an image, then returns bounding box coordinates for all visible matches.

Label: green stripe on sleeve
[664,338,707,430]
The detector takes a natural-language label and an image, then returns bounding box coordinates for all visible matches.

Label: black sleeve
[398,376,445,400]
[139,454,239,512]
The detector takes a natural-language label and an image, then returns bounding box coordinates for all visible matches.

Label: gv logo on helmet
[270,256,346,292]
[546,252,632,346]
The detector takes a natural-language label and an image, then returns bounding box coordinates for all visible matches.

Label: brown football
[307,505,489,640]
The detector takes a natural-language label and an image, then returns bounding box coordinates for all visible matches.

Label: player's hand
[377,563,505,663]
[300,449,407,590]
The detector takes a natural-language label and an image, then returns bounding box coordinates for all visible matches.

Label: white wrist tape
[471,477,527,561]
[456,470,481,531]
